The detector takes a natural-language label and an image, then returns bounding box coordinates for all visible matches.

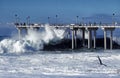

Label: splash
[113,37,120,45]
[0,24,66,54]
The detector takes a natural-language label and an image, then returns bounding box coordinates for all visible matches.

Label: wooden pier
[15,23,120,50]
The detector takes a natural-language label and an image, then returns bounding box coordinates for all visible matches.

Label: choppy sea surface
[0,49,120,78]
[0,25,120,78]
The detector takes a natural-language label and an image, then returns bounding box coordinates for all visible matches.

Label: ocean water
[0,50,120,78]
[0,24,120,78]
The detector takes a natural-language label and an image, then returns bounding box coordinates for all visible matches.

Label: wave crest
[0,24,66,54]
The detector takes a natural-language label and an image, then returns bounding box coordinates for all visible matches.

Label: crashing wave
[0,24,67,54]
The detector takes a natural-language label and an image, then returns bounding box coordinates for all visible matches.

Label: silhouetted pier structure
[14,22,120,50]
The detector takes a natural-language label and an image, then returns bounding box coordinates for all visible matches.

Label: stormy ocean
[0,24,120,78]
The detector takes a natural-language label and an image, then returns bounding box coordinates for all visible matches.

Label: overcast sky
[0,0,120,35]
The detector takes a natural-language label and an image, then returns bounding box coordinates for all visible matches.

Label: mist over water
[0,24,67,54]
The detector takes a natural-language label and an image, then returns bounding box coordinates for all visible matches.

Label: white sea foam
[1,52,120,78]
[0,24,66,53]
[113,37,120,45]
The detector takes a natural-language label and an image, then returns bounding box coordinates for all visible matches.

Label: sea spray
[0,24,66,54]
[113,37,120,45]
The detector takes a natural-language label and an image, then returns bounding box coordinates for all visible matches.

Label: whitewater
[0,24,67,53]
[0,24,120,78]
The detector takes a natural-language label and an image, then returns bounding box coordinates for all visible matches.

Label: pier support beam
[93,30,96,49]
[74,30,77,48]
[86,27,98,49]
[88,30,92,49]
[110,30,113,50]
[17,28,21,40]
[82,29,85,47]
[103,27,115,50]
[72,29,75,49]
[104,30,107,50]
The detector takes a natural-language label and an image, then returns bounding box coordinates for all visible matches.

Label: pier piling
[72,29,75,49]
[15,23,118,50]
[17,28,21,40]
[104,30,107,50]
[93,30,96,49]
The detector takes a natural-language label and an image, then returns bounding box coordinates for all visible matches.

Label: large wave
[0,24,67,54]
[0,24,120,54]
